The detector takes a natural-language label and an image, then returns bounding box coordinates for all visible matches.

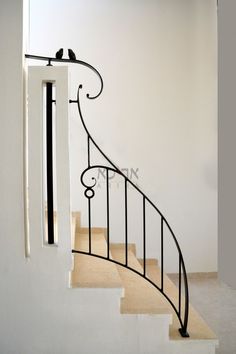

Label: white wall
[29,0,217,273]
[0,1,25,260]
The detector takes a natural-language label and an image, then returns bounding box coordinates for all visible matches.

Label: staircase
[26,52,218,354]
[71,213,218,354]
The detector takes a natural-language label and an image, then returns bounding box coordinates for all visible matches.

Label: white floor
[169,274,236,354]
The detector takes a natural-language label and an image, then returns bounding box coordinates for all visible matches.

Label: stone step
[146,263,218,342]
[71,232,123,289]
[110,244,171,315]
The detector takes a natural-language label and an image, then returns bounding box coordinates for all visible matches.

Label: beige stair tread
[78,227,106,234]
[146,264,217,341]
[110,246,170,314]
[74,232,108,256]
[138,258,158,267]
[71,233,122,288]
[109,243,137,258]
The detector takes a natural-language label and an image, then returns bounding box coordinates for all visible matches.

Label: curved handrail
[75,84,190,338]
[78,163,189,337]
[25,53,189,337]
[72,249,187,331]
[25,54,103,99]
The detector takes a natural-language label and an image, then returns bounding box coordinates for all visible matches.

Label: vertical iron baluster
[46,82,54,244]
[182,264,190,337]
[87,135,90,167]
[87,135,91,253]
[161,217,164,291]
[143,196,146,276]
[106,169,110,259]
[125,179,128,266]
[88,198,91,254]
[179,254,182,317]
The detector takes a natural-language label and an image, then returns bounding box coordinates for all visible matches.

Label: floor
[169,274,236,354]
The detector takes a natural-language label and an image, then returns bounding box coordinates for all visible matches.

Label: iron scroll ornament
[25,54,103,99]
[25,52,190,338]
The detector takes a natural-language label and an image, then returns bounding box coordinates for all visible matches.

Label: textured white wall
[29,0,217,273]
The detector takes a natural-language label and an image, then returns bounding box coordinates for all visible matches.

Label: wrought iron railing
[25,51,189,337]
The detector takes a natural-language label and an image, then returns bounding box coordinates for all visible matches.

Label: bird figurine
[55,48,63,59]
[68,48,76,61]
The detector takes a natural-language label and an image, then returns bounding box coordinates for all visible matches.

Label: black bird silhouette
[68,48,76,61]
[55,48,63,59]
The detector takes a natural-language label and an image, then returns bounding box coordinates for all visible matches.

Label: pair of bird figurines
[55,48,77,61]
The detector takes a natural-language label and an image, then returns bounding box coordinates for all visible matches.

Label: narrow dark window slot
[46,82,54,244]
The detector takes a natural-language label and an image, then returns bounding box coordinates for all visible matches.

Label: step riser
[137,343,217,354]
[138,314,172,350]
[168,341,218,354]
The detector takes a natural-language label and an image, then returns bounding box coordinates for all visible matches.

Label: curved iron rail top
[25,53,190,338]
